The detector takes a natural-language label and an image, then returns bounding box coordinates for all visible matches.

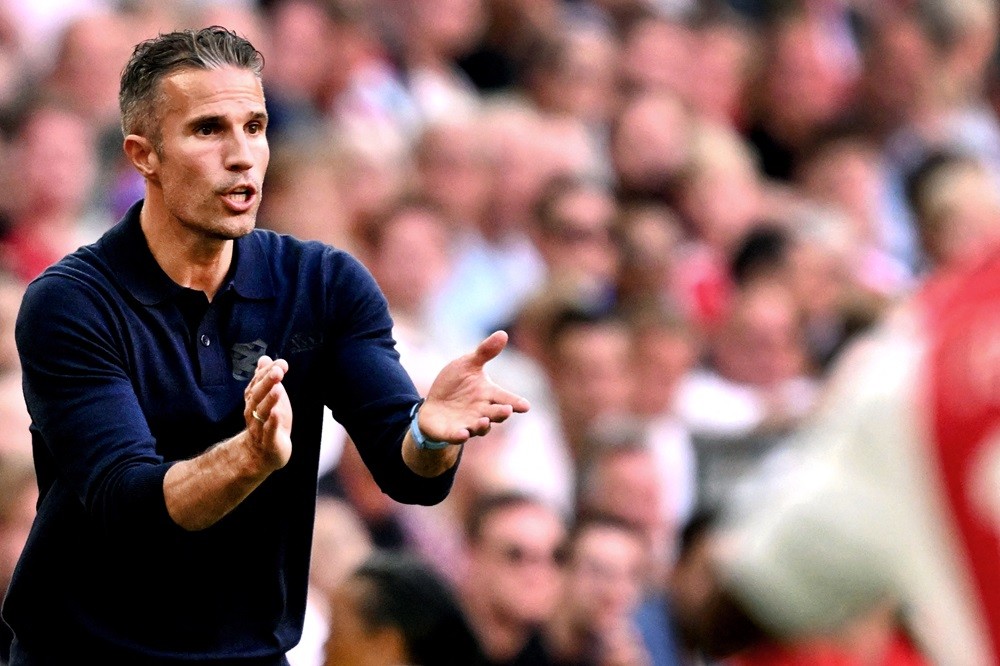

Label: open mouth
[220,184,257,210]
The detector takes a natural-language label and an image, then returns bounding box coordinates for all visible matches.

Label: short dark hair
[564,512,646,563]
[119,26,264,140]
[350,551,484,665]
[464,491,554,544]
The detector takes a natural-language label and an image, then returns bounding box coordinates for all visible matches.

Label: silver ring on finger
[252,409,266,423]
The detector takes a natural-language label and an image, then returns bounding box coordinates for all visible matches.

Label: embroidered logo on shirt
[286,331,323,354]
[231,339,268,380]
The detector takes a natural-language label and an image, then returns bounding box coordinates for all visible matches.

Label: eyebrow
[188,110,269,130]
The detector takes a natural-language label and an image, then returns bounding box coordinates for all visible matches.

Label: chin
[202,212,258,240]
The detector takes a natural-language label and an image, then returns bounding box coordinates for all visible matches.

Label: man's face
[563,526,646,633]
[147,66,269,240]
[468,504,566,624]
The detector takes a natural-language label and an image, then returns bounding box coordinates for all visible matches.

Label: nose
[225,132,254,172]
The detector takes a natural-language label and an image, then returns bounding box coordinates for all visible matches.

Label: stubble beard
[179,194,262,241]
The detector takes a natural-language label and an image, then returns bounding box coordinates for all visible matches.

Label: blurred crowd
[0,0,997,663]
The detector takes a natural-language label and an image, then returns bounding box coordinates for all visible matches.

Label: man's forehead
[159,66,265,112]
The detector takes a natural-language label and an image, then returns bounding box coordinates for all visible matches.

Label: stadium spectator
[460,491,567,665]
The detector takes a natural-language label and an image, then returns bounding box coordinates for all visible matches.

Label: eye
[195,124,215,136]
[247,121,265,135]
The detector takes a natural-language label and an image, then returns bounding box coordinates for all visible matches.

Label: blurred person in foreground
[698,219,1000,664]
[323,550,485,666]
[5,27,530,664]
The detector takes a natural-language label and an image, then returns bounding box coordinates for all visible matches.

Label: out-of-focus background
[0,0,995,664]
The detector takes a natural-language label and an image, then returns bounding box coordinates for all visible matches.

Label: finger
[483,403,514,423]
[245,355,277,398]
[469,417,492,437]
[489,387,530,413]
[249,363,286,406]
[254,385,282,421]
[469,330,508,369]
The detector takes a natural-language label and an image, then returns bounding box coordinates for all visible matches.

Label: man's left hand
[417,330,530,445]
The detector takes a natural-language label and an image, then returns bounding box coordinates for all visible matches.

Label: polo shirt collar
[106,200,276,305]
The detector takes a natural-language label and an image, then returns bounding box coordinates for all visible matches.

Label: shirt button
[200,334,211,347]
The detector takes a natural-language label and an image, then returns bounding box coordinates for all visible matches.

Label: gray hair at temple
[118,26,264,143]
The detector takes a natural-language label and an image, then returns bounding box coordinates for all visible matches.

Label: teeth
[231,191,249,202]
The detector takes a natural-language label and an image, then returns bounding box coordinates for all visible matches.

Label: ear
[123,134,160,180]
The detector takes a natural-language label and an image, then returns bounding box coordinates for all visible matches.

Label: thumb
[470,330,509,368]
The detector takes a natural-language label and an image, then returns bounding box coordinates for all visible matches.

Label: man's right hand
[164,356,294,531]
[243,355,293,473]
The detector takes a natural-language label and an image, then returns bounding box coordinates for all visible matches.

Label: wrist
[409,399,451,450]
[237,430,282,478]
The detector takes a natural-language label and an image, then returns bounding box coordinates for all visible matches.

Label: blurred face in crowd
[131,66,270,241]
[611,91,692,196]
[919,162,1000,267]
[407,0,486,58]
[538,184,620,290]
[482,105,550,235]
[581,447,663,550]
[553,26,619,126]
[763,18,853,134]
[679,126,763,254]
[631,323,696,416]
[14,107,96,216]
[416,121,492,228]
[467,502,566,625]
[862,12,938,127]
[367,206,452,316]
[620,16,693,97]
[798,138,885,245]
[689,21,752,126]
[257,146,349,248]
[550,321,633,435]
[264,0,332,101]
[560,523,647,635]
[713,281,806,387]
[49,13,134,126]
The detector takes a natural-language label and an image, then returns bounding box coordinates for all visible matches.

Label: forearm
[163,430,275,531]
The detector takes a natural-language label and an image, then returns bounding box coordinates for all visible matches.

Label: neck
[140,189,233,301]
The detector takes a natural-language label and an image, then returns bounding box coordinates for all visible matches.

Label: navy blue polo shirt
[5,201,456,663]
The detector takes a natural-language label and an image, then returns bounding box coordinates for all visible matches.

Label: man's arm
[401,331,530,478]
[163,356,292,530]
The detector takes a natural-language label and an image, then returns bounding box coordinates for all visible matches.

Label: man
[4,27,528,664]
[323,551,484,666]
[460,492,566,665]
[542,515,652,666]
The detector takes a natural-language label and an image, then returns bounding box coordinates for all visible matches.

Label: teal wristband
[408,400,450,450]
